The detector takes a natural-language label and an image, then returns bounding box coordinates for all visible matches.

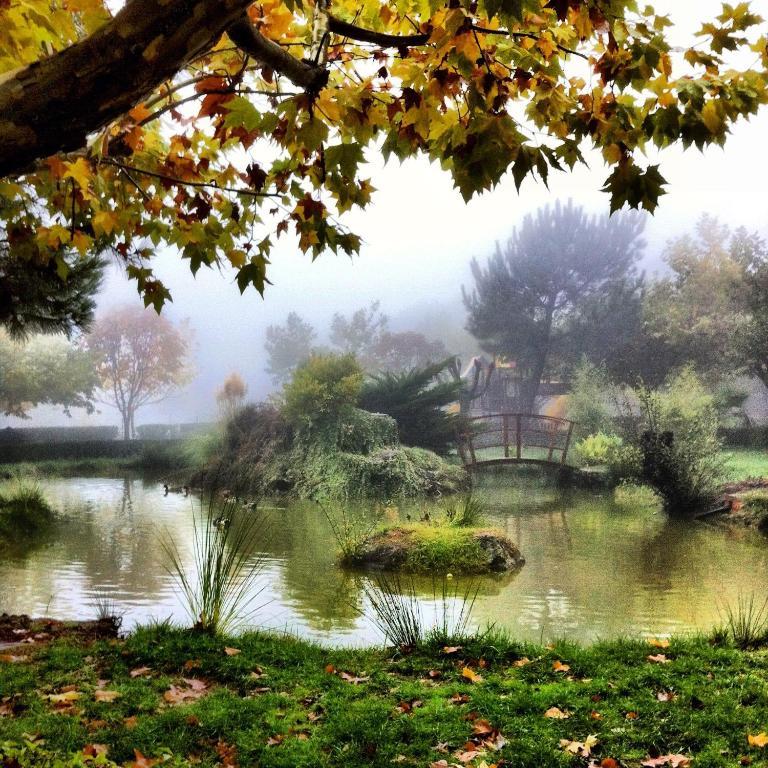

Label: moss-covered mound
[343,524,525,574]
[203,406,467,501]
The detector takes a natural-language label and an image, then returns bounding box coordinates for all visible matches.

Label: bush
[634,369,724,516]
[0,477,55,539]
[0,425,118,444]
[574,431,624,467]
[358,358,463,455]
[282,353,363,427]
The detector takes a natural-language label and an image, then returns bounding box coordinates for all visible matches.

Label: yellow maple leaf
[92,210,118,235]
[749,733,768,748]
[461,666,484,683]
[72,230,91,255]
[63,157,92,190]
[701,100,724,134]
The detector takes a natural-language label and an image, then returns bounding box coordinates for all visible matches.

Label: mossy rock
[343,524,525,574]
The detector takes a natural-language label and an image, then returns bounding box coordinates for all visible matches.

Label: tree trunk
[0,0,258,176]
[122,413,131,442]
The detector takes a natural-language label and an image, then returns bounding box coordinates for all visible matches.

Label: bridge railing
[458,413,575,467]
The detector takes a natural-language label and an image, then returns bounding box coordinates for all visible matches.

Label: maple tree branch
[0,0,257,178]
[227,20,329,92]
[101,159,280,198]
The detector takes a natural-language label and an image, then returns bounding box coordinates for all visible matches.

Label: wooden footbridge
[458,413,575,469]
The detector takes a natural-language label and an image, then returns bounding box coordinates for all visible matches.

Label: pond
[1,474,768,646]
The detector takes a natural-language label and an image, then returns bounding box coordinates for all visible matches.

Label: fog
[5,0,766,429]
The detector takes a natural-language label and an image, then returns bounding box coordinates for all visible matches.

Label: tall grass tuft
[723,593,768,649]
[319,501,378,560]
[161,493,268,635]
[362,574,479,649]
[362,574,423,648]
[443,494,486,527]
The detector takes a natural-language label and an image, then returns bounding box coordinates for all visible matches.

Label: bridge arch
[458,413,575,469]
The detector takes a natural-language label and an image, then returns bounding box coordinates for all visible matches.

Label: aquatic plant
[722,593,768,649]
[161,495,268,635]
[443,494,486,527]
[0,475,55,536]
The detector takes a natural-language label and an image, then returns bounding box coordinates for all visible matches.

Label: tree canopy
[464,200,646,410]
[1,0,766,316]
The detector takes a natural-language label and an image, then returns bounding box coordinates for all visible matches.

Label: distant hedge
[0,439,182,463]
[719,426,768,448]
[135,422,214,440]
[0,426,119,444]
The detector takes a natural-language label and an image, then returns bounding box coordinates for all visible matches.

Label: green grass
[722,448,768,481]
[0,478,55,540]
[3,626,768,767]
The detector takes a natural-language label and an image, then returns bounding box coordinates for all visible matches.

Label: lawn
[3,625,768,767]
[722,448,768,482]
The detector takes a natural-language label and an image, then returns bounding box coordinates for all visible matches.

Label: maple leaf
[647,654,671,664]
[461,666,483,683]
[224,646,241,656]
[129,748,158,768]
[560,735,599,758]
[442,646,462,655]
[748,733,768,748]
[552,660,571,673]
[62,157,92,190]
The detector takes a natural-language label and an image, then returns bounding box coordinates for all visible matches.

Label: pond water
[2,474,768,645]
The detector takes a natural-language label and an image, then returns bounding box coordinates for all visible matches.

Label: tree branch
[227,20,328,91]
[0,0,257,178]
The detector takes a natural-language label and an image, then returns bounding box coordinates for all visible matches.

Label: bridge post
[502,414,509,458]
[561,421,574,465]
[515,414,522,460]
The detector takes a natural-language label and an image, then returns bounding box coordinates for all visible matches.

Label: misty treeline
[465,203,768,415]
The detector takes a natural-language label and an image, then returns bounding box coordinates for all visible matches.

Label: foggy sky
[5,0,766,429]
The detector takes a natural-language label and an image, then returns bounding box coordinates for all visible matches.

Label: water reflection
[1,474,767,645]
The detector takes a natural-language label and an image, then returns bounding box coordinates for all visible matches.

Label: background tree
[463,201,646,412]
[0,0,764,313]
[264,312,317,385]
[0,330,96,418]
[367,331,449,374]
[86,306,191,440]
[216,372,248,421]
[329,302,388,364]
[625,216,749,386]
[0,247,104,339]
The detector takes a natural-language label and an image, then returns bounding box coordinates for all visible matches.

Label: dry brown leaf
[128,749,158,768]
[224,647,241,656]
[647,654,671,664]
[0,654,28,664]
[163,678,209,705]
[129,666,152,678]
[513,657,532,667]
[94,690,121,703]
[641,754,690,767]
[544,706,571,719]
[552,660,571,673]
[338,671,370,684]
[442,646,462,655]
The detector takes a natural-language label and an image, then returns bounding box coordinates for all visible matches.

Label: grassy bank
[724,448,768,482]
[0,480,54,540]
[2,625,768,767]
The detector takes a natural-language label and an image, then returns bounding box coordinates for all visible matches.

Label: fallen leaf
[45,691,82,703]
[124,715,139,729]
[224,647,241,656]
[129,749,158,768]
[94,690,121,703]
[544,706,571,719]
[266,734,284,746]
[183,659,201,671]
[339,671,370,684]
[0,654,28,663]
[590,710,603,720]
[461,667,483,684]
[429,761,449,768]
[748,733,768,748]
[324,664,336,674]
[513,657,532,667]
[657,691,676,702]
[163,678,208,704]
[442,646,462,655]
[648,637,671,648]
[552,660,571,673]
[560,735,598,758]
[647,654,671,664]
[83,744,109,757]
[450,692,470,704]
[641,754,690,767]
[130,666,152,678]
[625,711,638,720]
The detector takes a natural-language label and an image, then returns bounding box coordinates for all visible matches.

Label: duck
[163,484,189,496]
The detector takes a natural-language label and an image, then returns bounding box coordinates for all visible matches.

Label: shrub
[282,353,363,427]
[634,368,724,516]
[358,358,463,455]
[0,477,55,538]
[574,431,623,467]
[443,494,486,527]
